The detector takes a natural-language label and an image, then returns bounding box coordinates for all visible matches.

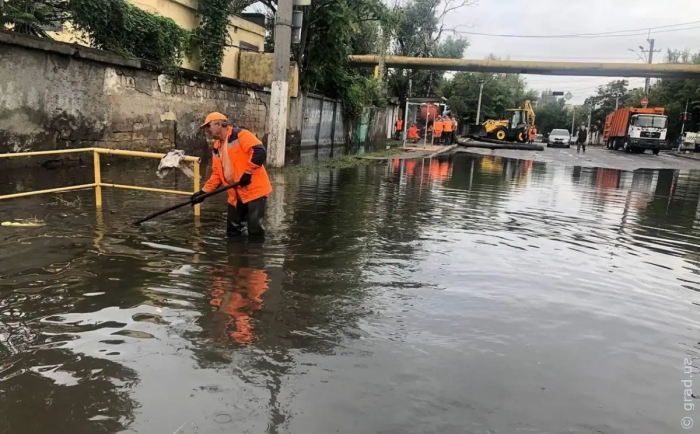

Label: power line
[449,20,700,39]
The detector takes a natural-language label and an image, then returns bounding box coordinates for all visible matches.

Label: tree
[440,68,538,124]
[584,80,633,134]
[535,98,570,134]
[644,49,700,140]
[1,0,69,37]
[387,0,471,104]
[261,0,389,116]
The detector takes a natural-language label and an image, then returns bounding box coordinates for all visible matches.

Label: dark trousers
[577,141,586,152]
[227,196,267,237]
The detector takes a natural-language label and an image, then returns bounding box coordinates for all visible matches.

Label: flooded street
[2,153,700,434]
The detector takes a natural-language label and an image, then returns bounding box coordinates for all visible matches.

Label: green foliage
[441,70,536,124]
[192,0,233,75]
[1,0,68,37]
[534,97,570,135]
[584,80,632,133]
[646,50,700,140]
[287,0,388,117]
[69,0,191,70]
[387,0,470,101]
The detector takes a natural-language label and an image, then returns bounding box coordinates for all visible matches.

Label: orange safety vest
[434,120,444,136]
[395,119,403,131]
[203,126,272,206]
[529,127,537,139]
[444,118,453,132]
[408,126,419,139]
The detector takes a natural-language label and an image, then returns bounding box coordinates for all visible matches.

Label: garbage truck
[603,106,667,155]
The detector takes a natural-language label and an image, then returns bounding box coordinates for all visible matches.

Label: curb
[427,144,458,158]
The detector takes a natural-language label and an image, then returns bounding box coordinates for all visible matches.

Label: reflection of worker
[191,112,272,237]
[407,124,419,143]
[528,126,537,144]
[208,242,269,344]
[395,117,404,140]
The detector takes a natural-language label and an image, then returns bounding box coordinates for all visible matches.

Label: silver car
[547,129,571,148]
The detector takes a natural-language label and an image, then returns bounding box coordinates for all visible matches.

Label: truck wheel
[613,139,621,150]
[623,140,632,153]
[653,149,660,155]
[494,127,507,141]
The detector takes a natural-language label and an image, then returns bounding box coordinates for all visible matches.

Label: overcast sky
[443,0,700,104]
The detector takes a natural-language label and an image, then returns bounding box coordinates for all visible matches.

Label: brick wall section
[0,31,270,156]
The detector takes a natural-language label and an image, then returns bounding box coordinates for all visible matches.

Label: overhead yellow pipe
[349,55,700,79]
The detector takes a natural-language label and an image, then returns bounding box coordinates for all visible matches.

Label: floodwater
[1,153,700,434]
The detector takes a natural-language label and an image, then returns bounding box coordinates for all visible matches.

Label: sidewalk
[360,144,458,160]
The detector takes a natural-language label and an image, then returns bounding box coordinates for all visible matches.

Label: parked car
[547,129,571,148]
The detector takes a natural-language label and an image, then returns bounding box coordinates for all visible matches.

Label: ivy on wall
[69,0,191,71]
[192,0,232,75]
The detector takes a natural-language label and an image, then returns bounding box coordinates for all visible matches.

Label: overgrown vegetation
[0,0,68,37]
[69,0,191,70]
[193,0,233,74]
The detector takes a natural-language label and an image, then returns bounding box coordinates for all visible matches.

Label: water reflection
[2,154,700,433]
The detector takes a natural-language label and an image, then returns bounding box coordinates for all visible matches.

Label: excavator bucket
[470,124,488,138]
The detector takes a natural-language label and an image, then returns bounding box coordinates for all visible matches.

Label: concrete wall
[48,0,265,80]
[0,32,269,156]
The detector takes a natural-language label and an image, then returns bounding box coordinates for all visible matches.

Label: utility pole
[571,106,576,135]
[615,95,619,110]
[681,99,689,137]
[587,105,593,143]
[476,80,485,125]
[644,37,660,96]
[266,0,293,168]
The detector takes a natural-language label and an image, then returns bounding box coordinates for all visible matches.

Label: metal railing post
[93,150,102,208]
[193,160,201,217]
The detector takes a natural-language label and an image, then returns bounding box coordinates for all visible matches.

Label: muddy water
[1,154,700,434]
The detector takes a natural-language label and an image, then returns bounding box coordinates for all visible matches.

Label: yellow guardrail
[0,148,202,216]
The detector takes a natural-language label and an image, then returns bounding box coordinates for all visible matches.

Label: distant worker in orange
[395,117,404,140]
[433,116,444,144]
[529,126,537,144]
[407,124,419,143]
[191,112,272,237]
[443,115,454,145]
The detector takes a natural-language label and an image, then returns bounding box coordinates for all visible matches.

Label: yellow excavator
[476,100,536,143]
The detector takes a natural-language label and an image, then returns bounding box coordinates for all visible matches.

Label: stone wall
[0,31,270,156]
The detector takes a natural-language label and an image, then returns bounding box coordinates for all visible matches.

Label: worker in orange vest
[529,126,537,144]
[395,117,404,140]
[407,124,419,143]
[443,115,454,145]
[433,117,444,144]
[191,112,272,237]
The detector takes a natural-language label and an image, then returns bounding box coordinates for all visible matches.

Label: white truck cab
[628,114,668,144]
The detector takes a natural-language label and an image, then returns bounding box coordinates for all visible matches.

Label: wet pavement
[458,144,700,170]
[2,154,700,433]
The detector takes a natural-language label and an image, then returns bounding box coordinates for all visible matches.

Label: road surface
[456,143,700,170]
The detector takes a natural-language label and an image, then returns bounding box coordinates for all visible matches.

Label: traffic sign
[565,92,572,101]
[641,97,649,107]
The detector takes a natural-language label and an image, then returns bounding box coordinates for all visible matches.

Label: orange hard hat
[200,112,228,129]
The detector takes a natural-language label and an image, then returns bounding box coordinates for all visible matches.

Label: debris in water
[157,150,194,179]
[2,217,45,227]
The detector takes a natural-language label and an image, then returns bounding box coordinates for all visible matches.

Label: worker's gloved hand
[190,190,207,205]
[238,173,252,187]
